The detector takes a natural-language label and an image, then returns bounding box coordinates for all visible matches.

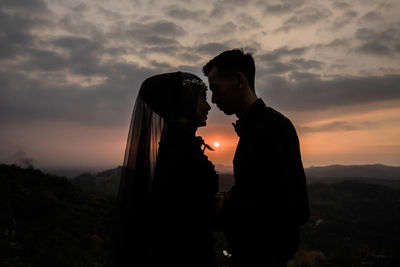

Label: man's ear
[236,72,247,88]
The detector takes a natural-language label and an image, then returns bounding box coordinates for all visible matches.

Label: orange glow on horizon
[3,103,399,172]
[197,125,239,167]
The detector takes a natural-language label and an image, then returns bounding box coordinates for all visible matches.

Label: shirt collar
[232,98,266,136]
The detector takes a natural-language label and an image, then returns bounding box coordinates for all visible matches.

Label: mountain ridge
[305,163,400,179]
[66,163,400,197]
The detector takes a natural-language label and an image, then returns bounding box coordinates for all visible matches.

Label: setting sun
[214,142,220,148]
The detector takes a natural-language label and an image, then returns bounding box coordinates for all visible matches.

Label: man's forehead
[208,66,219,77]
[208,66,227,82]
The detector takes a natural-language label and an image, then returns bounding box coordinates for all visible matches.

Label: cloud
[277,6,333,32]
[260,62,297,74]
[97,19,189,60]
[177,52,203,63]
[331,10,358,29]
[355,25,400,43]
[141,44,182,55]
[196,42,230,55]
[96,6,125,20]
[354,25,400,56]
[24,48,68,71]
[53,36,105,75]
[288,71,320,81]
[216,22,237,35]
[142,35,180,46]
[164,4,206,20]
[355,24,400,43]
[236,13,261,28]
[136,20,187,37]
[0,10,49,58]
[209,4,226,18]
[198,21,238,40]
[57,15,103,36]
[289,58,323,69]
[321,38,350,48]
[298,121,375,133]
[0,4,193,129]
[332,2,352,10]
[70,2,89,13]
[108,20,186,45]
[265,0,306,14]
[149,60,173,70]
[257,47,321,75]
[257,73,400,112]
[208,0,253,17]
[258,46,308,62]
[0,62,154,127]
[359,11,382,23]
[1,0,50,15]
[357,41,392,56]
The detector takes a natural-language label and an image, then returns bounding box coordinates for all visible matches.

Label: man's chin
[215,104,234,115]
[222,109,235,115]
[198,121,207,127]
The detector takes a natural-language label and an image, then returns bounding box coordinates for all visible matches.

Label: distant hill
[214,164,233,174]
[70,164,400,196]
[72,167,122,197]
[305,164,400,179]
[71,167,235,196]
[305,164,400,187]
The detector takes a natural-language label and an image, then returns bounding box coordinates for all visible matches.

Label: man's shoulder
[257,105,294,131]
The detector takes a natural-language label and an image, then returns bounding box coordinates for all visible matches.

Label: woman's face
[195,87,211,127]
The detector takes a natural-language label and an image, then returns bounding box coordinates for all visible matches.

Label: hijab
[108,72,207,267]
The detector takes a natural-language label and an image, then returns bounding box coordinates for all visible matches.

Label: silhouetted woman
[108,72,219,267]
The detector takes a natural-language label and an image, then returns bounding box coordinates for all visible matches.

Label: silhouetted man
[203,49,310,267]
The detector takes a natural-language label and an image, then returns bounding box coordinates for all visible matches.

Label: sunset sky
[1,0,399,173]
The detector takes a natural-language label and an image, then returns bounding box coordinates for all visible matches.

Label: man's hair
[202,48,256,91]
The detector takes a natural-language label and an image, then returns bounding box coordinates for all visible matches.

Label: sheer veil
[108,71,206,266]
[108,95,165,266]
[120,94,165,204]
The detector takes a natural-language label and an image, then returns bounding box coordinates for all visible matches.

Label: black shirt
[223,98,310,263]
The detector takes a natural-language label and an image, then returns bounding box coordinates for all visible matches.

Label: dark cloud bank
[1,0,400,130]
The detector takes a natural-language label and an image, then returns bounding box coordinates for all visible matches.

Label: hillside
[72,167,122,197]
[302,180,400,266]
[2,164,400,266]
[0,164,115,267]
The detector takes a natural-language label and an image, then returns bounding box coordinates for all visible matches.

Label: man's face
[207,66,239,115]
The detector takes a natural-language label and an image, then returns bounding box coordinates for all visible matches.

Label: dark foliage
[0,164,115,267]
[1,164,400,266]
[301,181,400,266]
[72,167,122,198]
